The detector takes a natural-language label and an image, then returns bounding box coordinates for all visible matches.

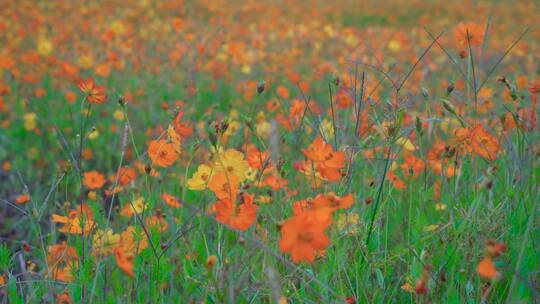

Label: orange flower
[302,137,346,181]
[311,192,354,212]
[78,76,106,104]
[214,193,258,231]
[56,291,73,304]
[387,171,407,190]
[146,214,169,232]
[15,194,31,204]
[147,139,179,168]
[52,204,95,234]
[400,155,425,178]
[453,125,500,161]
[208,171,240,201]
[46,242,78,282]
[113,248,135,277]
[528,80,540,94]
[477,257,499,280]
[279,211,330,263]
[83,171,107,189]
[454,22,484,46]
[477,239,507,280]
[115,166,137,186]
[172,111,193,138]
[427,140,458,177]
[162,193,182,208]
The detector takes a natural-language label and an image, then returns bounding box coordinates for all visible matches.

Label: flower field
[0,0,539,302]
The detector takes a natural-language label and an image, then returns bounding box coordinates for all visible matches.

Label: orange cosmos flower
[15,194,31,204]
[172,111,193,138]
[113,248,135,277]
[52,204,95,234]
[311,192,354,212]
[454,22,484,46]
[279,211,331,264]
[214,193,258,231]
[46,242,78,282]
[146,214,169,232]
[477,257,499,280]
[115,166,137,186]
[208,171,240,201]
[147,139,179,168]
[83,171,107,189]
[453,125,500,161]
[400,155,425,178]
[477,240,507,280]
[162,193,182,208]
[528,80,540,94]
[78,76,106,104]
[302,137,346,181]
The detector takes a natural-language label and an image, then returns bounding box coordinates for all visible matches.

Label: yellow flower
[87,191,97,200]
[78,55,94,69]
[435,203,447,211]
[167,125,182,154]
[110,20,126,35]
[256,121,271,138]
[113,110,125,121]
[388,40,401,52]
[37,38,53,56]
[131,197,146,214]
[336,213,360,235]
[92,228,120,257]
[23,112,37,131]
[213,149,249,182]
[424,224,440,232]
[121,197,147,217]
[319,119,334,139]
[88,129,99,140]
[396,137,415,152]
[187,164,214,190]
[223,120,240,138]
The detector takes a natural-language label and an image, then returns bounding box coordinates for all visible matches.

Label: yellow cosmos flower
[92,228,120,257]
[213,149,249,182]
[187,164,214,190]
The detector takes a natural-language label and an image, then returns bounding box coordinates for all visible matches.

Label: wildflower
[15,194,31,204]
[113,248,135,277]
[146,214,169,232]
[23,112,37,131]
[453,125,500,161]
[78,77,106,104]
[92,228,120,257]
[56,290,73,304]
[147,139,179,168]
[477,240,507,280]
[115,166,137,186]
[400,155,425,178]
[117,226,148,253]
[121,197,147,217]
[83,171,107,189]
[454,22,484,46]
[187,164,214,190]
[301,137,346,181]
[477,257,498,279]
[214,193,258,231]
[213,149,249,182]
[162,193,181,208]
[208,171,240,200]
[46,242,78,282]
[279,211,331,263]
[206,255,218,268]
[529,80,540,94]
[52,204,95,234]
